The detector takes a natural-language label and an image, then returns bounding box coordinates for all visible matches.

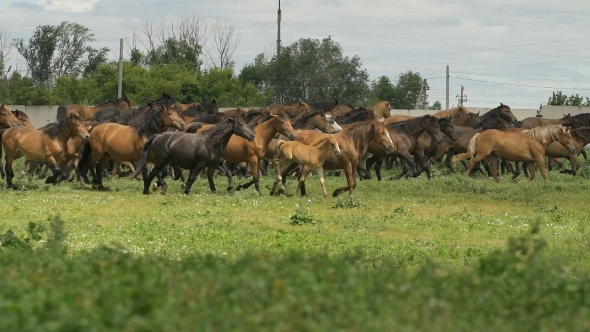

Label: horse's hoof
[236,185,243,191]
[143,190,149,195]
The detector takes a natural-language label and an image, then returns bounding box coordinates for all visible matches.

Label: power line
[453,76,590,91]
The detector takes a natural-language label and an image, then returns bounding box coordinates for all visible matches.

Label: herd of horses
[0,93,588,198]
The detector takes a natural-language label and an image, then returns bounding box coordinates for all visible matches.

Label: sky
[1,0,590,109]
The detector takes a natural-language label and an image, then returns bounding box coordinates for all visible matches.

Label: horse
[0,104,23,128]
[224,106,247,118]
[178,102,200,111]
[336,107,375,125]
[77,104,185,190]
[270,135,341,198]
[119,93,183,126]
[453,125,575,182]
[131,117,256,195]
[57,97,132,121]
[410,118,458,179]
[180,99,219,121]
[268,102,311,117]
[291,111,340,133]
[276,121,395,197]
[332,103,355,118]
[451,112,481,127]
[369,101,391,120]
[383,106,471,125]
[365,115,443,180]
[519,113,571,129]
[11,110,33,128]
[0,113,90,189]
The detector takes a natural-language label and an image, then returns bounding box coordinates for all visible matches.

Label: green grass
[1,161,590,330]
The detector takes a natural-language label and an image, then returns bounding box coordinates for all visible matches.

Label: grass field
[1,161,590,330]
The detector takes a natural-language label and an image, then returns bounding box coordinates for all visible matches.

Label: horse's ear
[500,103,504,106]
[476,111,480,116]
[299,101,303,107]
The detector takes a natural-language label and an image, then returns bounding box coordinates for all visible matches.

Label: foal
[271,135,341,198]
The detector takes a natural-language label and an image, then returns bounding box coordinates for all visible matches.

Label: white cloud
[37,0,99,12]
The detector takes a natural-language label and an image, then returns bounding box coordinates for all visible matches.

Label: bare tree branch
[0,27,13,75]
[209,20,241,70]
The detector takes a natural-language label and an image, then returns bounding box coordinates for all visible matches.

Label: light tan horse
[0,104,23,128]
[271,135,341,198]
[78,104,185,190]
[453,125,575,182]
[383,106,470,125]
[0,113,90,188]
[369,101,391,120]
[57,97,132,121]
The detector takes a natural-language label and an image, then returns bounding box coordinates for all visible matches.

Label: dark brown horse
[277,121,395,196]
[1,114,90,188]
[454,125,575,182]
[410,118,458,179]
[292,111,339,133]
[336,107,376,126]
[11,110,34,128]
[131,117,256,195]
[180,99,219,122]
[78,104,185,190]
[57,97,132,121]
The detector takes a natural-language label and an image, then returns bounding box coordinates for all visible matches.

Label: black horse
[131,117,256,195]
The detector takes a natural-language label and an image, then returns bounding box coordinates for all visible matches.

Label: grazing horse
[369,101,391,120]
[131,117,256,195]
[0,114,90,188]
[78,104,185,190]
[57,97,132,121]
[0,104,22,128]
[336,107,376,126]
[277,122,395,197]
[11,110,33,128]
[365,115,443,180]
[270,135,342,198]
[453,125,575,182]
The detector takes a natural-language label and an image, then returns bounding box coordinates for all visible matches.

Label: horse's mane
[43,114,81,138]
[134,105,167,137]
[438,117,451,127]
[564,113,590,128]
[292,111,323,127]
[520,125,567,145]
[199,118,237,145]
[471,112,512,130]
[307,101,338,113]
[341,121,375,149]
[147,93,179,109]
[11,110,28,118]
[481,104,512,121]
[283,102,309,115]
[388,114,435,135]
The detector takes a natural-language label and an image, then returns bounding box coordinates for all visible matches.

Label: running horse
[57,97,132,121]
[276,121,395,197]
[78,103,185,190]
[0,113,90,189]
[453,125,575,182]
[0,104,23,128]
[384,106,470,125]
[369,101,391,120]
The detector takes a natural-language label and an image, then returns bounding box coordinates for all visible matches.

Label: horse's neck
[315,139,333,155]
[255,118,280,145]
[210,125,236,156]
[407,126,427,140]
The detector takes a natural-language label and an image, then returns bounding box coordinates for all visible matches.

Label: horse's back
[383,115,415,125]
[2,127,47,160]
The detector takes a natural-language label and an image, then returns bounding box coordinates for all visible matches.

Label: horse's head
[314,113,339,134]
[326,135,341,157]
[557,125,576,154]
[424,115,443,144]
[231,116,256,142]
[499,103,518,124]
[297,101,311,113]
[12,110,34,128]
[68,113,90,142]
[325,114,343,133]
[161,105,185,131]
[0,104,22,128]
[375,122,395,152]
[439,118,458,141]
[274,112,297,140]
[563,113,571,119]
[117,96,133,109]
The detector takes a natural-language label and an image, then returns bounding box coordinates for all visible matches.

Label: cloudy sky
[2,0,590,109]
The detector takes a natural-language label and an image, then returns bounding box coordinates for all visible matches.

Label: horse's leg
[365,156,378,180]
[356,164,372,180]
[524,162,537,181]
[44,157,61,185]
[465,153,488,177]
[93,157,110,190]
[296,168,311,197]
[581,149,588,162]
[5,154,16,189]
[259,159,269,176]
[270,160,286,196]
[236,157,262,193]
[217,164,235,194]
[512,162,522,180]
[206,167,218,193]
[373,156,385,181]
[487,155,500,183]
[394,152,414,180]
[536,156,548,180]
[143,161,165,195]
[184,166,204,195]
[570,155,579,176]
[317,167,328,199]
[415,152,431,179]
[444,151,457,173]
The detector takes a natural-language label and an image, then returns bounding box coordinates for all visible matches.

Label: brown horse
[178,102,199,111]
[384,106,470,125]
[225,106,247,118]
[453,125,575,182]
[270,135,342,198]
[277,121,395,196]
[519,113,570,129]
[57,97,132,121]
[78,104,185,189]
[11,110,34,128]
[0,104,23,128]
[369,101,391,119]
[332,103,355,118]
[0,113,90,188]
[292,111,339,133]
[268,102,311,117]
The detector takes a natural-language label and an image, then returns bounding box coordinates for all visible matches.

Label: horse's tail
[185,123,203,133]
[56,105,67,121]
[0,129,7,178]
[129,134,158,179]
[77,141,93,175]
[452,133,480,163]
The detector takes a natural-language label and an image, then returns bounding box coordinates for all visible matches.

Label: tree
[14,25,59,84]
[428,101,442,110]
[0,27,12,77]
[548,91,590,107]
[371,75,396,104]
[391,71,423,110]
[242,37,371,105]
[207,21,241,70]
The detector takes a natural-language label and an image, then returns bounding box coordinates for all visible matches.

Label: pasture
[2,160,590,330]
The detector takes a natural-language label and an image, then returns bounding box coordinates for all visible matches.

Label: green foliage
[548,91,590,107]
[332,195,363,209]
[289,203,317,225]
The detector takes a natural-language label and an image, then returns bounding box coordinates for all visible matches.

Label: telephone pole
[118,38,123,98]
[445,65,449,110]
[277,0,281,56]
[456,85,467,107]
[48,68,54,92]
[415,79,429,110]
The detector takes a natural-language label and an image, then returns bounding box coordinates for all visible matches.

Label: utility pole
[415,79,429,110]
[277,0,281,57]
[118,38,123,98]
[445,65,449,110]
[456,85,467,107]
[48,68,53,92]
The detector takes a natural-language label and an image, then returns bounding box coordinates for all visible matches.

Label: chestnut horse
[78,104,185,190]
[268,102,311,117]
[277,121,395,197]
[369,101,391,120]
[131,117,256,195]
[0,113,90,188]
[292,111,340,133]
[453,125,575,182]
[519,113,570,129]
[57,97,132,121]
[0,104,23,128]
[384,106,470,125]
[271,135,342,198]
